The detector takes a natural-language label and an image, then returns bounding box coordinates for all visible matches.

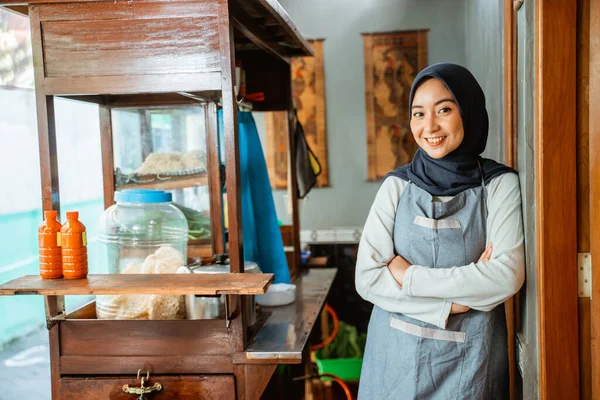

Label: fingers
[450,303,471,314]
[477,242,493,263]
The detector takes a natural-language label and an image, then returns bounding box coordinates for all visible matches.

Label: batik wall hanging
[362,30,428,181]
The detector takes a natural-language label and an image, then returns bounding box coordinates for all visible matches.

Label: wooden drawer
[58,318,235,375]
[59,375,235,399]
[60,319,232,357]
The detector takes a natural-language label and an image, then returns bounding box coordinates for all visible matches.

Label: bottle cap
[66,211,79,220]
[44,210,57,220]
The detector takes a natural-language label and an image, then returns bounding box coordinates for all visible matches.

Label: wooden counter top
[235,268,337,364]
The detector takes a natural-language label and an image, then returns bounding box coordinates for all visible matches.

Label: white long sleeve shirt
[355,173,525,329]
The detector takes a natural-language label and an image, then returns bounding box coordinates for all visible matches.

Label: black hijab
[387,63,515,196]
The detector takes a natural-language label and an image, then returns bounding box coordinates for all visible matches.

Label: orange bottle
[61,211,88,280]
[38,210,63,279]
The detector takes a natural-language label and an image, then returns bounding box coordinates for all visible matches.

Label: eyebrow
[412,98,456,109]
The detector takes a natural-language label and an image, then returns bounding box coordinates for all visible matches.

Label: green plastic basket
[315,350,363,382]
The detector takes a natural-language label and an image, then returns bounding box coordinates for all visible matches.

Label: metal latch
[122,370,162,400]
[578,253,592,298]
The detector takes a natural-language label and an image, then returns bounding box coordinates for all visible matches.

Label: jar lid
[114,189,172,203]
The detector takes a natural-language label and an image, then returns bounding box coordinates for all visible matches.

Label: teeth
[426,137,446,143]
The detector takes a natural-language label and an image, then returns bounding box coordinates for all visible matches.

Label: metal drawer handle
[122,369,162,400]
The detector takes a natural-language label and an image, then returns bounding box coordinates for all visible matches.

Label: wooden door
[535,0,580,398]
[588,0,600,399]
[507,0,580,398]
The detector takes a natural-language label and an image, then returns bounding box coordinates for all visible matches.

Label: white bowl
[256,283,296,306]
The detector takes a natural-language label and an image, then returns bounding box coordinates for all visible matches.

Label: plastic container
[178,261,260,325]
[97,189,189,274]
[314,351,363,382]
[61,211,88,280]
[38,210,63,279]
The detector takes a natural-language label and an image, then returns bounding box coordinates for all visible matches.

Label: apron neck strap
[476,159,485,188]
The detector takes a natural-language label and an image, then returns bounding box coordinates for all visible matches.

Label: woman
[355,63,525,399]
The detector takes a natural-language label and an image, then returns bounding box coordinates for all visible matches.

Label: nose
[423,114,439,133]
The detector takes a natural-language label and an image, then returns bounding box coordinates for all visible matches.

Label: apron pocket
[387,316,466,397]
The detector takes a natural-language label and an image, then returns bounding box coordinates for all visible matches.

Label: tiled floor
[0,327,50,400]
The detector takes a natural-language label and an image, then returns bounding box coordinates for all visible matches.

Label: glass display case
[108,105,220,261]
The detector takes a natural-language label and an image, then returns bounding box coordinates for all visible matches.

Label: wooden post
[589,0,600,398]
[218,0,247,358]
[503,1,518,398]
[535,0,579,398]
[205,101,226,255]
[287,109,301,279]
[30,6,63,399]
[99,106,115,210]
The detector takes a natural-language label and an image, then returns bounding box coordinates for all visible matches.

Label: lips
[425,136,447,146]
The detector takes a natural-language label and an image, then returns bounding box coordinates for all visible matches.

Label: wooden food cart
[0,1,337,398]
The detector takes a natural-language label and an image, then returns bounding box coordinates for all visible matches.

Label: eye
[413,111,424,118]
[438,107,452,115]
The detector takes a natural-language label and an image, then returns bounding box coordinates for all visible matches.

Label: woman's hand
[387,255,412,286]
[449,243,493,314]
[478,242,493,262]
[450,303,471,314]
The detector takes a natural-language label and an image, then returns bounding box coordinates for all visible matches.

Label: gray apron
[358,178,508,400]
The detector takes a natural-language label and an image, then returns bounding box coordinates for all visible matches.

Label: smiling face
[410,78,464,159]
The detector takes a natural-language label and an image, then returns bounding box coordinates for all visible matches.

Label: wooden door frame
[505,1,580,397]
[503,2,517,399]
[589,0,600,397]
[534,0,580,398]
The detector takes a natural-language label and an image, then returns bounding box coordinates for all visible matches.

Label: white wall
[0,88,103,215]
[515,0,538,397]
[256,0,474,229]
[462,0,505,162]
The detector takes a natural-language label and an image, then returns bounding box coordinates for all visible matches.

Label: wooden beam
[589,0,600,398]
[577,0,592,398]
[504,0,518,168]
[2,5,28,15]
[99,106,115,210]
[287,109,300,279]
[205,101,226,255]
[503,2,518,399]
[255,0,314,56]
[43,73,222,96]
[535,0,579,398]
[218,0,247,353]
[230,8,290,64]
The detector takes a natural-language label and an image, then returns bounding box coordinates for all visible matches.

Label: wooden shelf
[116,172,208,191]
[0,273,273,296]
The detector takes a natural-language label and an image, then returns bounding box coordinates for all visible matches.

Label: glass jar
[97,189,189,274]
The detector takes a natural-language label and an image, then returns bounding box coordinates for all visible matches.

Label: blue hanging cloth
[218,110,291,284]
